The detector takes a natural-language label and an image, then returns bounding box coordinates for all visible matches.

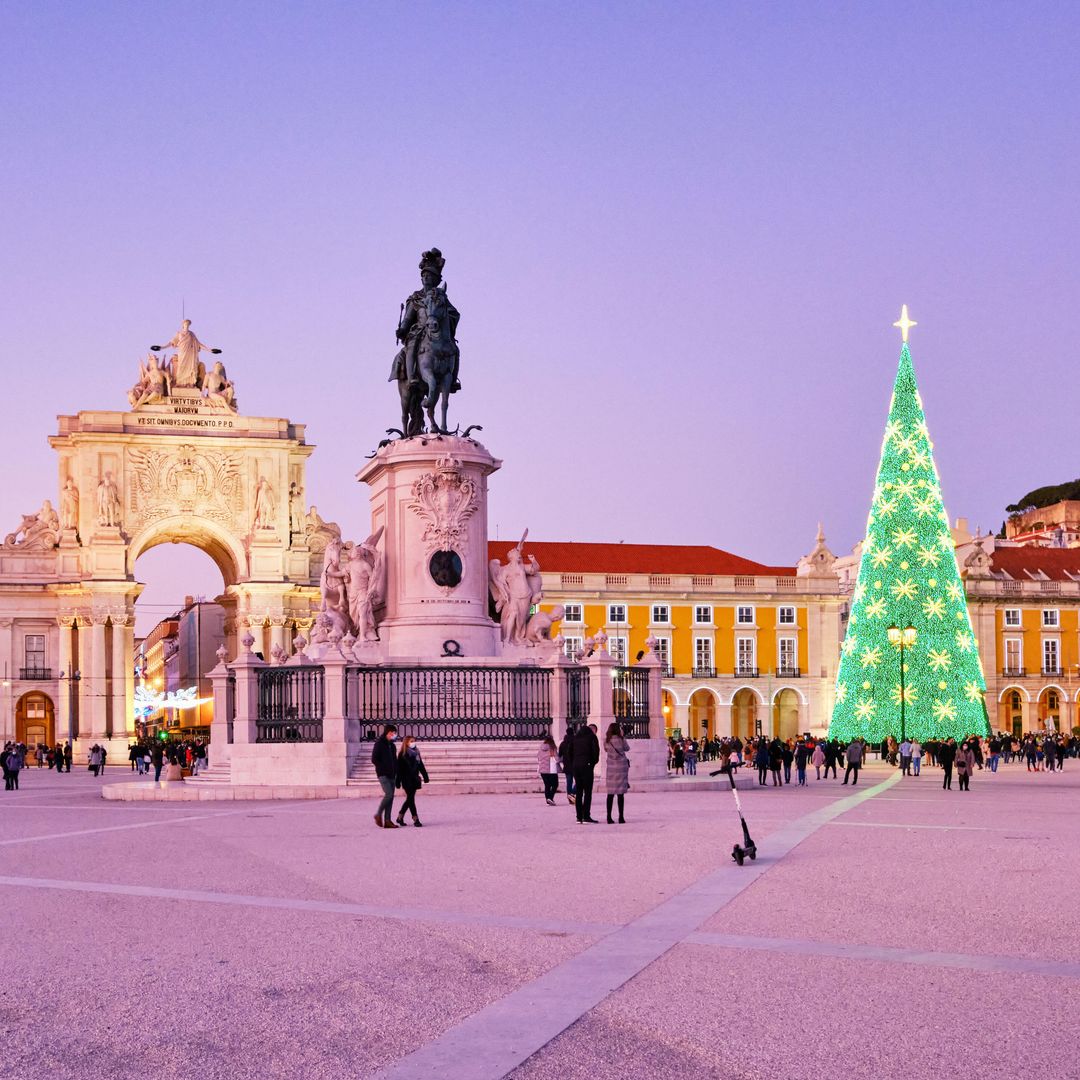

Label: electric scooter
[709,761,757,865]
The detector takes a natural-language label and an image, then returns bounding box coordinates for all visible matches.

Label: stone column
[110,615,134,743]
[76,616,94,744]
[673,699,691,739]
[207,647,232,767]
[548,652,573,746]
[56,616,75,744]
[0,618,12,744]
[270,618,287,661]
[89,613,109,739]
[714,701,733,739]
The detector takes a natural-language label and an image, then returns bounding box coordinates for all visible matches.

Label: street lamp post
[887,624,917,742]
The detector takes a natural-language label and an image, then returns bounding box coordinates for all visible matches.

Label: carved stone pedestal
[357,435,501,659]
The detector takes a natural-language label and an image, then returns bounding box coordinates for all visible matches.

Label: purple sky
[2,3,1078,633]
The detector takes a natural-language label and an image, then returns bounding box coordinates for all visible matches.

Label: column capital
[110,613,131,627]
[58,614,77,629]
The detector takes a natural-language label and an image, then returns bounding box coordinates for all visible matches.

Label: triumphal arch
[0,322,331,758]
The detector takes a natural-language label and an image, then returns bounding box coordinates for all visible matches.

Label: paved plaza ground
[2,759,1079,1079]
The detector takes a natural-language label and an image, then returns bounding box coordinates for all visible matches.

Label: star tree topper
[893,304,917,343]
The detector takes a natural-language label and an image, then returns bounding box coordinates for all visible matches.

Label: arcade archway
[15,691,55,749]
[688,688,718,740]
[731,688,761,741]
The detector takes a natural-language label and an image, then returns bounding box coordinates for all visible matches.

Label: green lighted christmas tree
[830,307,989,742]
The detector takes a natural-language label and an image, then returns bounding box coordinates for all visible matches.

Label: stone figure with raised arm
[151,319,221,389]
[203,361,237,411]
[345,526,386,642]
[96,472,121,528]
[60,478,79,532]
[488,530,543,645]
[391,247,461,435]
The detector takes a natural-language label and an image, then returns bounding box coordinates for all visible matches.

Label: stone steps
[347,740,543,786]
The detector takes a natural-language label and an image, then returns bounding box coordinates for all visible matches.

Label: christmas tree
[830,308,989,742]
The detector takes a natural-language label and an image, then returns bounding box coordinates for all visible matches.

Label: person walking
[899,738,912,776]
[754,739,769,786]
[62,741,72,773]
[684,739,698,777]
[604,721,630,824]
[371,724,399,829]
[842,738,864,785]
[939,738,957,790]
[558,728,577,805]
[795,739,810,786]
[572,722,600,824]
[811,740,825,780]
[956,741,975,791]
[910,739,922,777]
[537,735,559,805]
[781,741,794,784]
[395,736,430,826]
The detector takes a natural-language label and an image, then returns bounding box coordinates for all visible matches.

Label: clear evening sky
[2,3,1077,631]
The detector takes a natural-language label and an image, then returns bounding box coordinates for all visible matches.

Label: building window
[655,636,671,671]
[1003,608,1021,627]
[737,637,756,674]
[651,604,670,625]
[778,637,797,674]
[778,606,796,625]
[1047,690,1060,710]
[1042,609,1060,628]
[607,604,627,625]
[563,635,584,661]
[609,636,628,664]
[24,634,46,672]
[1043,638,1060,674]
[693,637,713,674]
[736,606,754,625]
[1004,638,1023,674]
[562,603,583,625]
[694,605,713,625]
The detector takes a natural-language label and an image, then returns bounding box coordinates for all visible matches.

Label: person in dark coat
[794,739,810,786]
[572,723,600,823]
[822,739,838,779]
[371,724,399,829]
[768,739,784,786]
[939,738,957,790]
[753,739,769,785]
[395,736,430,826]
[558,728,577,804]
[604,722,630,824]
[842,739,863,785]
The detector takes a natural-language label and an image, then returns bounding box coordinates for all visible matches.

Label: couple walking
[371,725,429,828]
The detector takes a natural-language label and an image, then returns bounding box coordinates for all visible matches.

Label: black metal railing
[660,665,674,678]
[776,666,801,678]
[612,666,650,738]
[19,667,52,680]
[1002,667,1026,678]
[736,667,760,678]
[565,666,590,724]
[226,671,236,744]
[346,666,552,740]
[1043,666,1063,677]
[256,666,324,742]
[691,666,716,678]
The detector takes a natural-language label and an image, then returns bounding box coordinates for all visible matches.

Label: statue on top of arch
[126,319,238,412]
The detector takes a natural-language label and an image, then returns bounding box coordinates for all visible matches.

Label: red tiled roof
[991,547,1080,582]
[486,540,795,576]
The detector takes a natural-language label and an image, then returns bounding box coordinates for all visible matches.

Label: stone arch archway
[731,688,762,741]
[688,687,718,740]
[127,515,249,589]
[15,690,55,749]
[773,688,801,741]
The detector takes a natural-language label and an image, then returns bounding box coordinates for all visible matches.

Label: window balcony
[1001,667,1026,678]
[776,666,801,678]
[19,667,53,680]
[1043,666,1063,677]
[660,665,674,678]
[691,666,716,678]
[736,667,760,678]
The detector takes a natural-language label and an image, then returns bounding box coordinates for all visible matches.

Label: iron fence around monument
[226,671,236,744]
[255,666,325,743]
[346,666,552,741]
[565,666,590,724]
[612,666,650,739]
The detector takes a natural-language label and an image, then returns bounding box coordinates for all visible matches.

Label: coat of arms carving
[127,444,243,530]
[407,454,479,553]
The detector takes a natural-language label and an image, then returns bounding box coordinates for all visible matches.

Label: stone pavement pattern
[1,761,1078,1079]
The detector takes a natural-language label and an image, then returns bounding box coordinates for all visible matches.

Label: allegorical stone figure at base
[390,247,461,436]
[5,500,61,550]
[203,361,237,411]
[96,472,121,528]
[151,319,221,389]
[128,354,170,407]
[60,477,79,532]
[489,532,544,645]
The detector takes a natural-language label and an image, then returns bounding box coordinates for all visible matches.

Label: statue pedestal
[87,527,126,578]
[357,435,501,659]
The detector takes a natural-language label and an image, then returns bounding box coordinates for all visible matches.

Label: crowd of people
[667,730,1078,791]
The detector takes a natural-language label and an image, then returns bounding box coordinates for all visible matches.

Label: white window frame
[608,635,628,665]
[736,605,755,625]
[777,606,796,626]
[778,636,797,673]
[24,634,46,670]
[1003,608,1022,628]
[1043,637,1060,674]
[1004,637,1023,672]
[693,636,713,673]
[693,604,713,625]
[651,604,670,625]
[1042,609,1060,628]
[562,603,584,625]
[736,636,756,674]
[607,604,627,625]
[654,635,671,670]
[563,635,584,661]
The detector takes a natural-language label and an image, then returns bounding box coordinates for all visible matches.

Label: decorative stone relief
[126,444,243,530]
[407,454,479,554]
[4,500,60,550]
